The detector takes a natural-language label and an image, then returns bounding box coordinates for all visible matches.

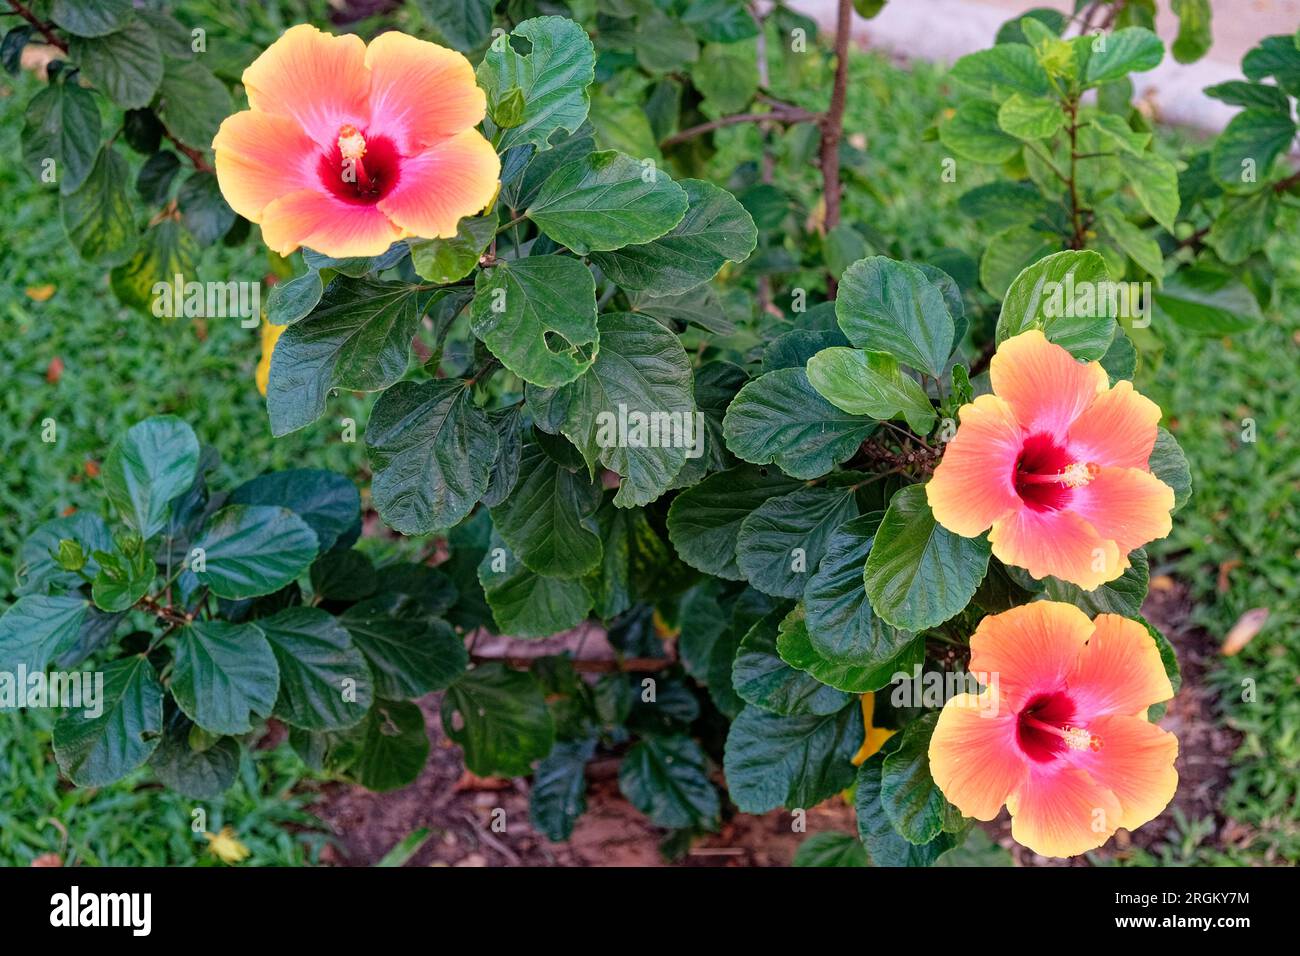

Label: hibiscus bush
[5,0,1289,864]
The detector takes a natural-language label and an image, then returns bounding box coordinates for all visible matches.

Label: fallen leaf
[84,460,100,478]
[1217,559,1242,594]
[1149,574,1175,592]
[46,356,64,383]
[26,284,56,302]
[1222,608,1269,656]
[30,853,62,867]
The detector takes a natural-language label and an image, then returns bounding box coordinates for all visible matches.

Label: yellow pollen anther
[338,125,367,161]
[1059,462,1099,488]
[1061,725,1102,752]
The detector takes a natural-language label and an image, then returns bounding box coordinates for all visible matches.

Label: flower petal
[969,602,1094,712]
[259,189,402,258]
[988,507,1121,590]
[1070,466,1174,556]
[990,329,1108,441]
[241,25,369,149]
[1067,380,1162,469]
[1070,714,1178,832]
[378,129,500,239]
[1007,765,1122,858]
[927,394,1024,538]
[929,690,1025,820]
[213,110,317,222]
[363,31,488,154]
[1070,613,1174,718]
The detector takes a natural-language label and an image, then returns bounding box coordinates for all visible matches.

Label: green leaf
[865,484,991,631]
[530,737,596,841]
[997,94,1064,140]
[693,38,758,112]
[1043,548,1149,616]
[1210,108,1296,190]
[177,171,235,245]
[1085,27,1164,86]
[836,256,955,377]
[723,703,862,813]
[1141,615,1182,720]
[619,735,720,829]
[881,713,963,844]
[1097,207,1164,281]
[1207,188,1277,265]
[51,0,132,37]
[979,224,1060,299]
[267,277,426,436]
[16,512,113,595]
[230,468,361,553]
[0,593,89,674]
[794,832,870,867]
[155,59,230,151]
[732,603,849,716]
[677,581,743,714]
[806,347,937,434]
[470,255,598,387]
[267,270,324,326]
[477,16,595,152]
[90,539,153,612]
[477,534,593,637]
[334,699,431,792]
[21,80,101,193]
[489,440,603,577]
[1243,34,1300,96]
[171,620,280,734]
[441,662,555,776]
[339,598,468,699]
[414,0,493,51]
[1171,0,1212,63]
[53,657,164,787]
[407,214,495,284]
[70,19,163,109]
[1124,152,1180,232]
[1203,80,1292,114]
[958,181,1051,232]
[259,606,373,731]
[193,505,319,600]
[527,311,695,507]
[736,482,860,599]
[60,146,136,266]
[995,249,1118,360]
[667,464,802,579]
[855,746,961,866]
[102,415,200,539]
[1088,113,1151,155]
[590,179,757,295]
[310,550,378,602]
[1152,267,1262,334]
[949,44,1051,98]
[109,219,199,310]
[149,713,240,799]
[1149,427,1192,512]
[365,378,498,535]
[803,514,917,669]
[939,100,1020,164]
[527,150,688,254]
[723,368,874,479]
[777,604,923,694]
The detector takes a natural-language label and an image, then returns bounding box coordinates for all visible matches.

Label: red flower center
[1012,432,1094,512]
[1016,691,1102,762]
[318,125,401,205]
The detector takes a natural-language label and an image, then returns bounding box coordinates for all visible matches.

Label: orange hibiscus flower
[928,602,1178,858]
[927,329,1174,590]
[213,25,500,259]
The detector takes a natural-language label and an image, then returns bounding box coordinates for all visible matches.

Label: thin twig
[658,106,817,148]
[820,0,853,295]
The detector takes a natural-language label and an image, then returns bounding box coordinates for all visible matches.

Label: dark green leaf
[723,703,862,813]
[53,657,163,787]
[171,620,279,734]
[340,598,468,699]
[193,505,318,600]
[736,482,860,599]
[259,606,373,731]
[441,662,555,775]
[619,735,720,829]
[102,415,199,539]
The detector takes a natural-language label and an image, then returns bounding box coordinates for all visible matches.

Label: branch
[9,0,65,50]
[658,106,817,148]
[165,131,214,173]
[820,0,853,295]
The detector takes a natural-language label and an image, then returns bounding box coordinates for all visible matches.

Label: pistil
[337,124,373,192]
[1022,715,1103,752]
